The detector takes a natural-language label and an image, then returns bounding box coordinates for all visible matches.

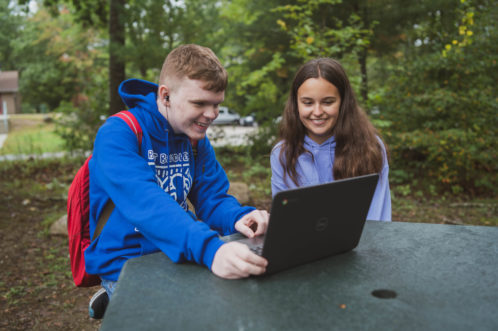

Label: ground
[0,159,101,331]
[0,157,496,330]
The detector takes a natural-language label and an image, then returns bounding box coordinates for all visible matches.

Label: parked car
[239,113,256,127]
[212,106,240,125]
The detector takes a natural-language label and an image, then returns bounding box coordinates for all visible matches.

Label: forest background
[1,0,497,199]
[0,0,496,328]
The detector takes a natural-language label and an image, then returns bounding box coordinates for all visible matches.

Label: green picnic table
[100,221,498,330]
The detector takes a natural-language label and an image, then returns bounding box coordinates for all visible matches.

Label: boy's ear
[158,85,170,104]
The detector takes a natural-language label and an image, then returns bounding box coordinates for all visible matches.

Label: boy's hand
[234,209,269,238]
[211,242,268,279]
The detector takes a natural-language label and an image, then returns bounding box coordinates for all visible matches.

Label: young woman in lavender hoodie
[270,58,391,221]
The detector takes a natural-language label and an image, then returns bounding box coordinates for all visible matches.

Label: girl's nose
[312,103,323,116]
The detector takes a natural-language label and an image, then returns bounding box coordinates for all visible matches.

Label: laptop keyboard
[249,245,263,256]
[234,235,265,256]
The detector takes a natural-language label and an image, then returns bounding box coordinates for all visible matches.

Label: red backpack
[67,111,143,287]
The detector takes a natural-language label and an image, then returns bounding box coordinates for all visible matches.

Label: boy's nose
[204,106,219,120]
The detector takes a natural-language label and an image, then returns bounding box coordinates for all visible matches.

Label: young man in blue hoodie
[86,44,269,318]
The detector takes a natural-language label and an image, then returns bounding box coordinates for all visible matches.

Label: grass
[0,114,65,155]
[0,123,64,155]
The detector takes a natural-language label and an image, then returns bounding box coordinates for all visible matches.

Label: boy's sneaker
[88,288,109,319]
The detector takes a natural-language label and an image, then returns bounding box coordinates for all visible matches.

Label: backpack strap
[91,111,142,241]
[113,110,143,146]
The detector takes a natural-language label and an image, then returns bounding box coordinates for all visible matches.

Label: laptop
[229,173,379,275]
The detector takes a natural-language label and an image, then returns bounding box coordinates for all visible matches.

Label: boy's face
[161,78,224,141]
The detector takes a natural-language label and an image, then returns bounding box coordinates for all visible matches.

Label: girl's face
[297,77,341,144]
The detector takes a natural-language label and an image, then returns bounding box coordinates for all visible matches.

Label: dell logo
[315,217,329,231]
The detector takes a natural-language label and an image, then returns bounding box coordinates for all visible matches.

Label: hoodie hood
[119,78,158,110]
[119,78,182,143]
[304,135,336,150]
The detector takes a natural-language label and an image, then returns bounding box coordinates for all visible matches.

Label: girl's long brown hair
[278,58,386,185]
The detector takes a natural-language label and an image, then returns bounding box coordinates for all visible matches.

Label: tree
[124,0,179,78]
[0,0,24,71]
[273,0,375,103]
[124,0,223,80]
[40,0,225,114]
[109,0,126,114]
[218,0,297,121]
[39,0,125,115]
[376,0,497,194]
[11,6,104,112]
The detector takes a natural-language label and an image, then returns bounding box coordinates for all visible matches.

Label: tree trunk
[109,0,126,115]
[359,47,368,104]
[356,2,369,106]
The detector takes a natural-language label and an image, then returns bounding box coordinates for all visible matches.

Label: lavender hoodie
[270,135,391,221]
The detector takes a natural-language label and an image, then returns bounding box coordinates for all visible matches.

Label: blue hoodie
[85,78,255,281]
[270,135,391,221]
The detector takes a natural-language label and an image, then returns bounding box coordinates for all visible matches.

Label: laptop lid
[247,173,379,274]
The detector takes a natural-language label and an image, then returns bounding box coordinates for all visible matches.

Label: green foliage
[44,0,108,27]
[246,125,279,157]
[273,0,374,61]
[376,0,497,195]
[242,162,271,182]
[0,0,23,70]
[8,4,110,152]
[219,0,378,154]
[54,78,109,153]
[389,129,496,194]
[12,9,74,111]
[215,145,273,200]
[124,0,224,79]
[3,0,496,198]
[219,0,295,123]
[11,6,106,112]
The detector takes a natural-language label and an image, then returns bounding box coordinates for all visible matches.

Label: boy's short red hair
[159,44,227,92]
